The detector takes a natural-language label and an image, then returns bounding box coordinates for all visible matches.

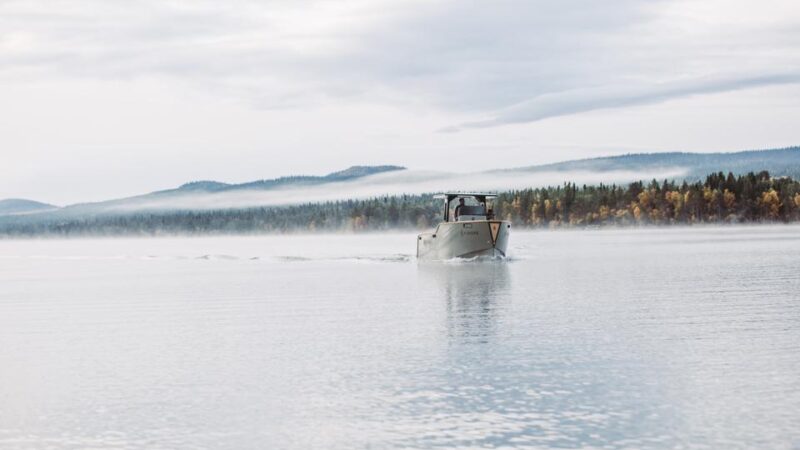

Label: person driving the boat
[454,198,466,221]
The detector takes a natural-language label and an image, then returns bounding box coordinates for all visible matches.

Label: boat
[417,193,511,260]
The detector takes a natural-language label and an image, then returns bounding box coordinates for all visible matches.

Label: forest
[1,171,799,237]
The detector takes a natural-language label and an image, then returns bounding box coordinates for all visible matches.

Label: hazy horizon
[4,145,798,207]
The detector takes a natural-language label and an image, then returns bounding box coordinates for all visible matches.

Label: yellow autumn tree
[500,201,513,221]
[598,205,610,221]
[511,196,522,220]
[555,200,563,223]
[530,202,542,225]
[664,191,682,219]
[632,204,643,222]
[703,187,714,203]
[544,199,554,222]
[352,215,367,230]
[648,208,662,223]
[637,190,652,207]
[760,189,781,219]
[723,189,736,210]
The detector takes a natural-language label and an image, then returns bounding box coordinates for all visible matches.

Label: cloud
[1,0,799,153]
[451,73,800,130]
[3,0,798,120]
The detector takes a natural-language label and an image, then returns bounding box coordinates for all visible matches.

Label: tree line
[494,171,800,227]
[1,171,799,237]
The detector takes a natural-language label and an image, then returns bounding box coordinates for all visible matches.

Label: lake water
[1,227,799,449]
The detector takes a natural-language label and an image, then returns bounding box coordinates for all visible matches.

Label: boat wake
[271,254,413,264]
[436,254,510,264]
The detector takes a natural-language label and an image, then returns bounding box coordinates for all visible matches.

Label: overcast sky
[2,0,799,204]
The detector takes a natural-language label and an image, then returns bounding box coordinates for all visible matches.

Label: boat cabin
[433,193,498,222]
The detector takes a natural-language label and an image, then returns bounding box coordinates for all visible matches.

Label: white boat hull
[417,220,510,260]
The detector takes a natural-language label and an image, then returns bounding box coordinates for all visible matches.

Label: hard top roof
[433,193,497,199]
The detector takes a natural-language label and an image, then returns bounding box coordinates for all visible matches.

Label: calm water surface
[1,227,799,449]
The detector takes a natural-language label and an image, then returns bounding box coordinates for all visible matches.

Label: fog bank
[106,167,688,212]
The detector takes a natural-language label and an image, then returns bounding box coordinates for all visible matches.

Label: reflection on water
[1,228,800,449]
[412,260,681,449]
[420,262,511,343]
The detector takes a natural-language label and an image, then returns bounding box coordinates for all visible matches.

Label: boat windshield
[446,196,492,222]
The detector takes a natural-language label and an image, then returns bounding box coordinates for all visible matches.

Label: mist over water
[106,168,688,212]
[1,226,799,449]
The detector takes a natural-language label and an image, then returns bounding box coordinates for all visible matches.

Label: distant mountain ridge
[54,165,407,211]
[170,165,406,193]
[506,146,800,179]
[3,149,800,216]
[0,198,58,216]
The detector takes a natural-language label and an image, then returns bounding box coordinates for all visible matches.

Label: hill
[2,148,799,222]
[0,199,58,216]
[56,165,407,213]
[506,147,800,179]
[1,170,798,237]
[165,165,406,194]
